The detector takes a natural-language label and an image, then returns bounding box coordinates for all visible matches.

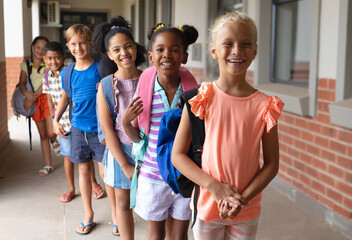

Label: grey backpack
[11,59,36,118]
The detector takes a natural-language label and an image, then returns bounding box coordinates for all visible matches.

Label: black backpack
[156,88,205,227]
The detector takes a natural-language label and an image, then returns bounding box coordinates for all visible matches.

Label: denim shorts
[70,126,105,163]
[104,143,135,189]
[59,134,72,156]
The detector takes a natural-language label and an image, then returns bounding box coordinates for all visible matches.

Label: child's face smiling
[44,51,65,73]
[107,33,137,70]
[66,34,91,60]
[211,22,257,79]
[148,31,187,79]
[32,40,47,61]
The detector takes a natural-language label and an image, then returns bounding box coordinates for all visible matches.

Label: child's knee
[39,132,49,140]
[116,197,130,210]
[79,162,92,176]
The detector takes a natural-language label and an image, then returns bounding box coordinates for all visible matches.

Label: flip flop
[112,224,120,237]
[59,193,76,203]
[75,222,96,235]
[92,186,104,199]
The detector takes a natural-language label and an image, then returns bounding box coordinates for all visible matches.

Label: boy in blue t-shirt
[53,24,105,235]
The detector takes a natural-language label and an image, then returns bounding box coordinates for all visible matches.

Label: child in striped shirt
[122,23,199,239]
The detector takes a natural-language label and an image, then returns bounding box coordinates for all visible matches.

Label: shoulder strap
[63,62,75,120]
[137,66,158,137]
[137,66,198,136]
[101,74,117,122]
[25,59,32,78]
[181,88,204,168]
[179,66,198,91]
[63,62,76,99]
[180,88,204,228]
[44,71,49,88]
[25,60,35,92]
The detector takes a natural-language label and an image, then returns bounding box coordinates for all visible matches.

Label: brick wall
[245,70,352,220]
[194,68,352,220]
[0,60,9,150]
[6,57,24,119]
[278,78,352,220]
[184,68,352,220]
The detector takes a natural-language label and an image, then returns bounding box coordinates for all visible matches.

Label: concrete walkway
[0,116,348,240]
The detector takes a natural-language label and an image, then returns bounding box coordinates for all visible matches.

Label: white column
[3,0,32,57]
[31,0,40,38]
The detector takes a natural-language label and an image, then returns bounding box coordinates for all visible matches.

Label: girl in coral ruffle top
[172,11,284,240]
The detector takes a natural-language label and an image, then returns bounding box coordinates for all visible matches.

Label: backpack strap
[97,74,118,144]
[25,60,35,92]
[181,88,205,228]
[137,66,198,137]
[137,66,157,138]
[101,74,117,122]
[24,59,34,150]
[63,62,75,98]
[63,62,76,120]
[44,71,50,88]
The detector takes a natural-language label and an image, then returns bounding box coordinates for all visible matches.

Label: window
[271,0,313,87]
[329,0,352,129]
[218,0,244,13]
[255,0,320,116]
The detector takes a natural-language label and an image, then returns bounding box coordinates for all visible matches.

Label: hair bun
[181,25,198,45]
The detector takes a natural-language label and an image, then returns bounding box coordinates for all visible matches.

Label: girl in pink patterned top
[172,11,284,240]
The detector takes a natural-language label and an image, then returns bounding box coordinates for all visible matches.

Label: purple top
[113,76,139,146]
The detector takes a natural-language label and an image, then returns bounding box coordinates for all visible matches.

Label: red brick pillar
[6,57,25,119]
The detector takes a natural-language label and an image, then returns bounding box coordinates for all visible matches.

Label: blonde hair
[211,11,257,44]
[64,24,92,42]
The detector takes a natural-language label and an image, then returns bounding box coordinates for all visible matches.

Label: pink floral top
[189,82,284,222]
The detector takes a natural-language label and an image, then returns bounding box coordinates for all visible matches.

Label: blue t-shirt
[61,62,101,133]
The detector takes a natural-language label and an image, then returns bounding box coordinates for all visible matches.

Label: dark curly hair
[92,16,146,78]
[147,23,198,53]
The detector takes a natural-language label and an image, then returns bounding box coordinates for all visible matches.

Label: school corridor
[0,115,347,240]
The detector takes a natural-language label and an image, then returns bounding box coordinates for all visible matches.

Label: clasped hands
[208,180,248,220]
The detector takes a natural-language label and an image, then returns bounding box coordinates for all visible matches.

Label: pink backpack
[137,65,198,136]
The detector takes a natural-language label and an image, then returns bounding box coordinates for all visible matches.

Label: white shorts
[134,176,192,221]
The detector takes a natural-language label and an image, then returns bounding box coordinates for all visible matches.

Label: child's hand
[122,97,143,125]
[53,120,67,139]
[208,180,242,205]
[23,93,36,109]
[122,163,135,180]
[23,92,37,109]
[218,200,242,219]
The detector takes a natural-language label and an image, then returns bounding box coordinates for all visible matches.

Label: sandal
[51,138,61,156]
[59,193,76,203]
[75,222,96,235]
[112,224,120,237]
[39,165,53,176]
[92,186,104,199]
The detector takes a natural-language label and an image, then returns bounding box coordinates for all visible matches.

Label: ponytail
[92,16,146,76]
